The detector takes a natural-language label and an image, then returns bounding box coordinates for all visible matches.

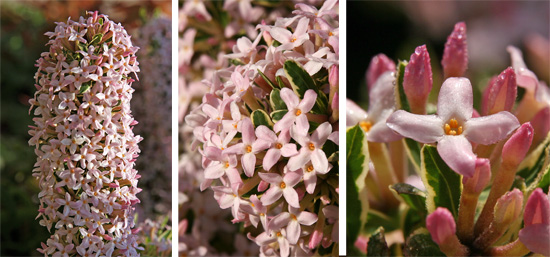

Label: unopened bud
[442,22,468,78]
[502,123,534,167]
[366,54,395,90]
[481,67,517,115]
[427,207,456,245]
[404,45,433,114]
[493,189,523,226]
[463,158,491,194]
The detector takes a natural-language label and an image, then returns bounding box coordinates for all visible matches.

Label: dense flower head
[29,11,142,256]
[184,0,339,256]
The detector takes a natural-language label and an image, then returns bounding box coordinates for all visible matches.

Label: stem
[488,238,530,256]
[241,87,262,111]
[457,192,479,244]
[388,140,407,183]
[238,175,261,196]
[439,235,469,257]
[474,160,517,237]
[368,142,399,209]
[473,222,506,251]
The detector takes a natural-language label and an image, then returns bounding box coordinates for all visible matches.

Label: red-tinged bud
[329,65,339,88]
[482,67,517,115]
[531,107,550,146]
[493,189,523,226]
[519,188,550,256]
[354,235,368,254]
[427,207,456,245]
[442,22,468,78]
[463,158,491,194]
[403,45,433,114]
[502,122,534,167]
[331,92,339,121]
[366,54,395,90]
[507,45,539,92]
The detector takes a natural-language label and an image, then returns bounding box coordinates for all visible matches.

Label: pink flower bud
[502,122,534,167]
[493,189,523,226]
[463,158,491,194]
[531,107,550,145]
[507,45,539,92]
[519,188,550,256]
[354,235,368,254]
[366,53,395,90]
[442,22,468,78]
[426,207,456,245]
[481,67,517,115]
[329,65,339,88]
[403,45,433,114]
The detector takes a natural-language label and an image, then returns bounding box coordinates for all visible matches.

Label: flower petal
[298,211,318,226]
[280,87,299,109]
[283,187,300,208]
[298,89,317,113]
[287,149,310,171]
[286,220,300,244]
[261,186,283,206]
[242,153,256,177]
[368,71,396,120]
[280,144,298,157]
[437,77,473,122]
[386,110,444,143]
[311,122,331,146]
[269,212,291,231]
[367,111,403,142]
[437,135,476,177]
[519,224,550,256]
[464,111,519,145]
[303,170,317,194]
[256,125,277,143]
[311,149,329,175]
[258,172,283,184]
[507,45,539,92]
[263,149,281,171]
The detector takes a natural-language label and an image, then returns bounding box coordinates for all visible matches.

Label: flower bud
[426,207,456,245]
[463,158,491,194]
[442,22,468,78]
[519,188,550,256]
[493,189,523,226]
[531,106,550,146]
[502,122,534,167]
[366,53,395,90]
[481,67,517,115]
[403,45,433,114]
[507,45,539,92]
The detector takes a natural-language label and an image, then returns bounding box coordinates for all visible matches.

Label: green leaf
[89,33,103,46]
[403,209,424,239]
[251,109,273,129]
[269,88,287,111]
[276,75,286,88]
[390,183,427,215]
[537,165,549,194]
[346,125,370,254]
[404,138,421,172]
[229,59,245,66]
[367,227,390,257]
[258,69,278,89]
[283,60,328,115]
[518,132,550,188]
[79,81,93,94]
[403,230,445,257]
[99,17,104,25]
[270,109,287,122]
[420,145,462,217]
[364,209,400,235]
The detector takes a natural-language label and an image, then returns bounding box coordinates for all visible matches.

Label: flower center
[359,120,372,132]
[275,143,283,149]
[224,161,230,168]
[295,109,302,116]
[444,118,463,136]
[290,37,297,43]
[291,214,297,220]
[245,145,252,153]
[306,165,314,172]
[280,182,286,189]
[276,231,282,237]
[308,142,315,151]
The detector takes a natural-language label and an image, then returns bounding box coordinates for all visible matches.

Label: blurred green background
[0,1,170,255]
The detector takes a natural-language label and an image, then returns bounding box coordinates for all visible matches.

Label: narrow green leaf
[395,60,410,112]
[269,88,286,110]
[89,33,103,46]
[420,145,462,218]
[404,230,445,257]
[364,209,400,235]
[518,133,550,188]
[284,60,316,97]
[276,76,286,88]
[367,227,390,257]
[270,109,287,122]
[258,69,278,89]
[346,125,369,254]
[390,183,427,215]
[251,109,273,129]
[537,165,549,194]
[404,138,421,171]
[99,17,104,25]
[79,81,93,94]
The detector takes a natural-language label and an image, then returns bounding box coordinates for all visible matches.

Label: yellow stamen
[245,145,252,153]
[306,165,314,172]
[276,231,282,237]
[458,126,463,135]
[224,162,230,168]
[280,182,286,189]
[444,118,463,136]
[275,143,283,149]
[290,37,297,43]
[359,120,372,132]
[295,109,302,116]
[308,142,315,151]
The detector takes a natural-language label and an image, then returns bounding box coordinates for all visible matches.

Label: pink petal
[280,87,299,109]
[273,112,295,133]
[367,115,403,142]
[531,107,550,144]
[386,110,444,143]
[242,153,256,177]
[437,77,473,122]
[464,111,520,145]
[298,89,317,113]
[519,224,550,256]
[507,45,539,92]
[426,207,456,245]
[463,158,491,194]
[270,212,291,231]
[204,163,224,179]
[241,118,255,144]
[481,67,517,116]
[269,27,292,44]
[311,149,329,175]
[252,139,270,153]
[294,18,309,37]
[368,71,395,120]
[283,187,300,208]
[278,235,290,257]
[286,220,300,244]
[258,172,282,184]
[366,53,396,90]
[284,171,303,188]
[263,149,281,171]
[404,45,433,107]
[501,122,534,167]
[280,144,298,157]
[256,125,277,143]
[311,122,331,145]
[524,188,550,226]
[303,170,317,194]
[261,186,283,206]
[218,194,235,209]
[437,135,476,177]
[287,149,310,171]
[442,22,468,78]
[225,167,243,187]
[298,211,318,226]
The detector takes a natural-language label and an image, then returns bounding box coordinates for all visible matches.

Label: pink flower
[258,170,302,208]
[288,121,332,173]
[255,126,298,171]
[226,118,270,177]
[519,188,550,256]
[270,17,310,50]
[269,206,317,244]
[387,77,520,177]
[273,88,317,133]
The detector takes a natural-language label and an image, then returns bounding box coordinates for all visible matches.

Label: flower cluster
[132,16,172,219]
[29,11,142,256]
[183,0,339,256]
[347,21,549,256]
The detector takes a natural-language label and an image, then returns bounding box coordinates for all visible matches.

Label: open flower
[387,77,519,177]
[273,88,317,133]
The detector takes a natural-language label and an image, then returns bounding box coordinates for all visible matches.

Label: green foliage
[269,88,286,111]
[403,230,445,257]
[367,227,390,257]
[518,132,550,189]
[283,60,328,115]
[420,145,462,218]
[251,109,274,129]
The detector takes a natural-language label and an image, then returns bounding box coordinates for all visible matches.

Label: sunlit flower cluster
[184,0,339,256]
[29,11,142,256]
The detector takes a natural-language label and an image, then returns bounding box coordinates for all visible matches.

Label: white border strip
[339,0,347,254]
[172,0,179,256]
